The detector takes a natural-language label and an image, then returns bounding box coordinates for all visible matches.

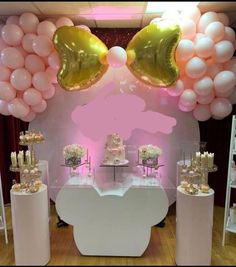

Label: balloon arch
[0,7,235,122]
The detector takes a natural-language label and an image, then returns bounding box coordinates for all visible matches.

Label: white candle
[201,154,208,168]
[208,153,214,168]
[17,152,23,167]
[87,149,88,161]
[196,152,201,165]
[11,152,17,167]
[26,150,31,165]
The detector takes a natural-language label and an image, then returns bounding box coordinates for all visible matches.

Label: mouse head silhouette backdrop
[0,7,235,122]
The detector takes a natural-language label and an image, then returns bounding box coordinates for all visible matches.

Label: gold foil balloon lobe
[126,21,181,87]
[53,26,108,91]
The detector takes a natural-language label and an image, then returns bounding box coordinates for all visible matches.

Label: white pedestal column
[176,186,214,266]
[10,184,50,265]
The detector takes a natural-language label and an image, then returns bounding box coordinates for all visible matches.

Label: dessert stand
[100,160,129,182]
[179,153,217,195]
[10,130,44,193]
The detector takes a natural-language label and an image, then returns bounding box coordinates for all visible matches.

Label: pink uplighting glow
[91,6,140,20]
[71,82,177,141]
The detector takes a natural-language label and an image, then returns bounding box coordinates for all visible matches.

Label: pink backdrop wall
[29,66,200,205]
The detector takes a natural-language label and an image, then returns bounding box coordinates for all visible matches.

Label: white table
[56,175,169,256]
[10,184,50,265]
[176,186,214,266]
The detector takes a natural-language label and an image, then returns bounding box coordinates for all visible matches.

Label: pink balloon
[180,7,201,25]
[210,97,232,118]
[46,66,58,84]
[178,101,196,112]
[22,33,37,53]
[0,64,11,81]
[205,21,225,43]
[193,76,214,96]
[197,91,215,105]
[1,24,23,46]
[167,79,184,97]
[37,21,57,39]
[19,13,39,33]
[21,109,36,122]
[185,57,207,79]
[224,57,236,75]
[31,99,47,113]
[195,36,214,58]
[180,19,196,40]
[176,39,194,62]
[194,33,205,43]
[107,46,127,68]
[0,99,10,115]
[6,16,19,25]
[10,68,32,91]
[197,11,219,33]
[193,104,211,121]
[180,89,197,106]
[8,98,30,118]
[32,71,52,91]
[56,17,74,28]
[48,51,60,70]
[217,13,229,26]
[0,81,16,101]
[41,84,56,99]
[23,88,42,106]
[15,46,28,58]
[0,37,7,52]
[215,86,234,98]
[213,40,234,63]
[206,63,223,78]
[76,25,91,33]
[1,47,24,69]
[25,54,45,74]
[32,35,53,57]
[214,70,236,94]
[224,27,236,44]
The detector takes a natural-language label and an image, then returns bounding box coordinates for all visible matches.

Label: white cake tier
[105,133,123,148]
[104,146,126,165]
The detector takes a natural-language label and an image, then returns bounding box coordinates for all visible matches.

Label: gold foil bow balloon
[53,26,108,91]
[53,19,181,91]
[126,20,181,87]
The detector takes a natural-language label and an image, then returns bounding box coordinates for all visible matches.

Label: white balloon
[185,57,207,79]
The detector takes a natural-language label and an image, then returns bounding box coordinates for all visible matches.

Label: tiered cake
[103,133,127,164]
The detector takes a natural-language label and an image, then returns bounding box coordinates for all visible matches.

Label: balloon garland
[0,6,235,122]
